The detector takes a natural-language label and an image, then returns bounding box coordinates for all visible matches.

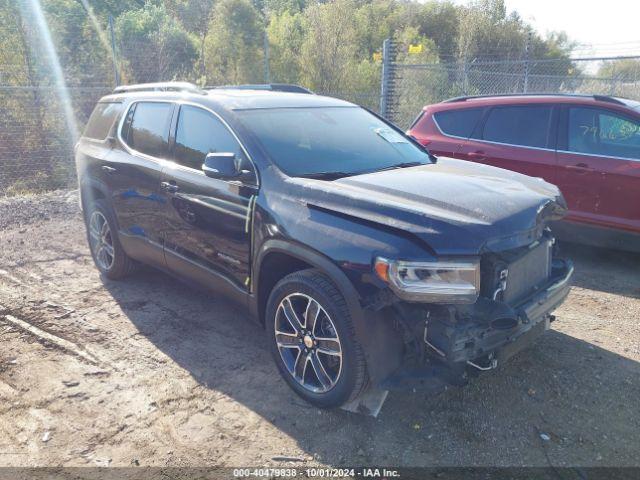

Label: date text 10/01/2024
[233,468,401,477]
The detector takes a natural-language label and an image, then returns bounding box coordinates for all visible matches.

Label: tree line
[2,0,580,93]
[1,0,636,194]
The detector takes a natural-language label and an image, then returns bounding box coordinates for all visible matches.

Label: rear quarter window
[433,108,483,138]
[83,102,122,140]
[123,102,174,158]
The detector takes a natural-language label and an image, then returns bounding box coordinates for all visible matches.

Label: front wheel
[266,269,368,408]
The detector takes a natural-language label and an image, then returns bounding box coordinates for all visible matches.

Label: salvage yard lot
[0,190,639,467]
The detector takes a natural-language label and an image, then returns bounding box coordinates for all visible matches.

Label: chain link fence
[382,40,640,128]
[0,84,109,195]
[1,19,639,195]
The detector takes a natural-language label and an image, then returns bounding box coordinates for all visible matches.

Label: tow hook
[467,353,498,371]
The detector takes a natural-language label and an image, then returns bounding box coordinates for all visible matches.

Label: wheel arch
[253,239,404,389]
[252,240,364,328]
[79,177,110,214]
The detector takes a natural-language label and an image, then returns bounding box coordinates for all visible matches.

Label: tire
[85,198,136,280]
[266,269,368,408]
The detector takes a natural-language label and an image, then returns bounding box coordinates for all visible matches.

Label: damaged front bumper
[380,258,574,392]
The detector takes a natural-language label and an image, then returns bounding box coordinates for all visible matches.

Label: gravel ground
[0,190,639,469]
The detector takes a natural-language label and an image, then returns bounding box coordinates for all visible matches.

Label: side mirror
[202,152,238,179]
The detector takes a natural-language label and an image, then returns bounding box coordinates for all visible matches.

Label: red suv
[408,94,640,251]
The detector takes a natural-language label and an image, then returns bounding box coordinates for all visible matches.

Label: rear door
[457,104,558,184]
[557,105,640,231]
[158,104,258,291]
[107,100,175,265]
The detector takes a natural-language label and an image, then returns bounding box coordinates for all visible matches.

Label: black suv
[76,82,573,408]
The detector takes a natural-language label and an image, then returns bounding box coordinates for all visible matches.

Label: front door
[557,105,640,231]
[158,104,258,291]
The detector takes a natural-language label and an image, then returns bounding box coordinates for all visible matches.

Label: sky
[454,0,640,58]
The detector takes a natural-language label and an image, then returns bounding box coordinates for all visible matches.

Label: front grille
[482,239,552,305]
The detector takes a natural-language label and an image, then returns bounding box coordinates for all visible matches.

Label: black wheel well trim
[251,239,364,327]
[79,178,121,231]
[79,178,109,211]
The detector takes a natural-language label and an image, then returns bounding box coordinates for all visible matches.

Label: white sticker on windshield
[374,127,409,144]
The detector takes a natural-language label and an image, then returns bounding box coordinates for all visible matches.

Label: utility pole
[108,14,120,87]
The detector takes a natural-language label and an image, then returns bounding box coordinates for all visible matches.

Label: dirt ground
[0,190,639,469]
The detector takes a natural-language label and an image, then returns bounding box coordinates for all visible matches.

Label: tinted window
[433,108,482,137]
[237,107,431,177]
[83,102,122,140]
[483,105,553,148]
[568,107,640,160]
[174,105,244,170]
[125,102,173,158]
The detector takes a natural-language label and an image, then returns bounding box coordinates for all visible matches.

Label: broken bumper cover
[381,258,573,391]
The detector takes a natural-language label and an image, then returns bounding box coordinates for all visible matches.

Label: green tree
[299,0,359,93]
[353,0,402,58]
[165,0,215,77]
[598,59,640,81]
[0,0,74,191]
[411,0,460,60]
[457,0,525,61]
[263,0,308,15]
[73,0,146,17]
[267,10,305,83]
[116,3,198,82]
[203,0,264,85]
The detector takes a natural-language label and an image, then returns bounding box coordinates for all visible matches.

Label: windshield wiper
[296,162,424,180]
[367,161,425,173]
[295,171,356,180]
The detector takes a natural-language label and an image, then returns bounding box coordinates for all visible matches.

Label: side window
[83,102,122,140]
[483,105,553,148]
[174,105,246,171]
[124,102,173,158]
[568,107,640,160]
[433,108,483,138]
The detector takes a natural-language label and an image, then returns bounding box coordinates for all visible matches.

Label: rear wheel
[85,198,136,280]
[266,269,368,408]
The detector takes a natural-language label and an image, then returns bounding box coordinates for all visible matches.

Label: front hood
[289,157,566,255]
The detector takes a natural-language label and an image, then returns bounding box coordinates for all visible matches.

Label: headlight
[375,257,480,304]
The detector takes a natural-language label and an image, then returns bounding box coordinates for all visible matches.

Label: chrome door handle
[101,165,116,174]
[160,181,179,193]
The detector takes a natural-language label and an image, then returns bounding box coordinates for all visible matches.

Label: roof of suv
[101,87,355,112]
[429,93,640,113]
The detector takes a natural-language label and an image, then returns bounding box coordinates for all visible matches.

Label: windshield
[237,106,432,177]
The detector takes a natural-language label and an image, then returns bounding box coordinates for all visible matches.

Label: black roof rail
[113,82,204,94]
[442,93,626,105]
[208,83,314,94]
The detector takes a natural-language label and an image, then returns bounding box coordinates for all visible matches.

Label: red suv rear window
[433,108,483,138]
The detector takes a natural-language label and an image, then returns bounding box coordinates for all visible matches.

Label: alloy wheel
[274,293,343,393]
[89,210,115,271]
